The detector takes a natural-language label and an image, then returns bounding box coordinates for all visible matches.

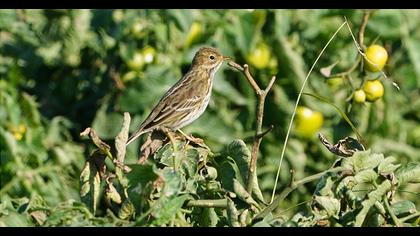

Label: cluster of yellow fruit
[353,45,388,103]
[295,44,389,138]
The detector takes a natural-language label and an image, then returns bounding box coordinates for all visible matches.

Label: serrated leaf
[354,180,391,227]
[354,169,378,184]
[395,162,420,184]
[313,195,341,217]
[151,195,190,226]
[351,151,384,172]
[161,168,182,197]
[378,156,400,175]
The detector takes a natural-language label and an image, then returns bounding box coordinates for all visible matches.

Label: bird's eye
[209,55,215,60]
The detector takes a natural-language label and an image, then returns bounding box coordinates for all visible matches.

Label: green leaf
[354,180,391,227]
[378,156,400,175]
[354,169,378,184]
[161,168,182,197]
[198,207,219,227]
[226,139,265,203]
[313,195,341,218]
[151,194,190,226]
[351,151,384,172]
[391,200,417,218]
[313,173,336,197]
[227,197,240,227]
[79,154,102,215]
[395,162,420,184]
[21,93,41,126]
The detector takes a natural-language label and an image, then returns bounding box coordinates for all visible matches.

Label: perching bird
[126,47,231,146]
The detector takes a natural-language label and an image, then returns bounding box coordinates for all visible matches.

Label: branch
[228,61,277,194]
[253,166,347,221]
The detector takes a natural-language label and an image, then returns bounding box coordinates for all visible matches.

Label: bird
[126,47,231,146]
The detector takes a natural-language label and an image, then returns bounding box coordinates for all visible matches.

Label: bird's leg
[177,129,210,150]
[160,127,179,170]
[160,128,178,152]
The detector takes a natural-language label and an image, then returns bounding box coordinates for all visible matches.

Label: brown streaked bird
[126,47,231,146]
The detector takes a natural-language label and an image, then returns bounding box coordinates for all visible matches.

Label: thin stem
[400,212,420,223]
[358,10,372,51]
[255,166,347,221]
[270,20,348,204]
[383,195,402,227]
[186,199,228,208]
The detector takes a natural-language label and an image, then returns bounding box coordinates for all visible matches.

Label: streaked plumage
[126,47,230,146]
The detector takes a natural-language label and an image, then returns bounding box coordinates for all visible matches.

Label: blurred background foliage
[1,9,420,226]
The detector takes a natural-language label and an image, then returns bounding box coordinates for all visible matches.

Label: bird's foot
[177,130,210,150]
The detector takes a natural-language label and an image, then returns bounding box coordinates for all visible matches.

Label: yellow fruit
[14,132,23,141]
[364,45,388,72]
[131,21,145,38]
[185,22,203,46]
[327,77,344,90]
[141,46,156,64]
[363,80,384,102]
[294,106,324,138]
[127,52,144,71]
[247,42,271,69]
[353,89,366,103]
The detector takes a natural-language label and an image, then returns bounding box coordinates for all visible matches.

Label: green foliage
[1,9,419,226]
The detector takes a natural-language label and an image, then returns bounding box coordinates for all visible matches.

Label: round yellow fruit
[247,42,271,69]
[127,51,144,71]
[294,106,324,138]
[364,45,388,72]
[141,46,156,64]
[353,89,366,103]
[131,21,145,38]
[363,80,384,102]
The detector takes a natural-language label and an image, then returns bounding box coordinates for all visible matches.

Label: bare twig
[228,61,276,194]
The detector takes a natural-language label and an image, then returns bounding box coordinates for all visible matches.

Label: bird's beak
[223,56,232,61]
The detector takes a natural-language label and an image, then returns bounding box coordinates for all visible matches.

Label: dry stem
[228,61,276,194]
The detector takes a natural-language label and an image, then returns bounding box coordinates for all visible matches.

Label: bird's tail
[126,129,146,146]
